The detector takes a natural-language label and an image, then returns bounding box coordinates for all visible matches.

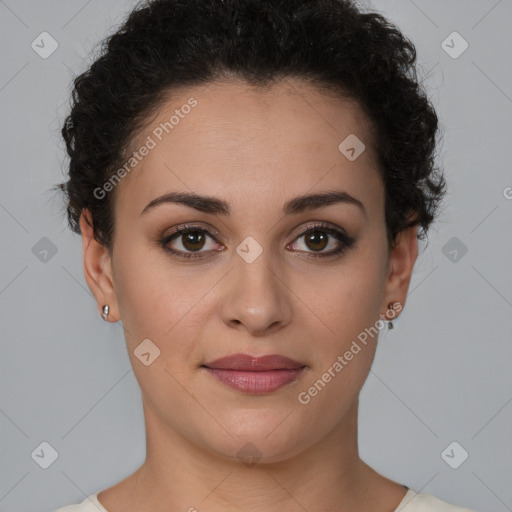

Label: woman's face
[82,79,417,463]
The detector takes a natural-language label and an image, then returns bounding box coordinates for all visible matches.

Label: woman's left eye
[288,224,356,258]
[159,222,355,260]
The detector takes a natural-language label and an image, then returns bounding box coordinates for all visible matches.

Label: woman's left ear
[380,224,419,318]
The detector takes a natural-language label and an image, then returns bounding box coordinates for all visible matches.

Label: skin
[80,79,418,512]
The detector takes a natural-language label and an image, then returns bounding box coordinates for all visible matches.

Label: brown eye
[160,225,222,259]
[160,222,355,261]
[303,230,329,252]
[180,230,207,252]
[288,222,356,259]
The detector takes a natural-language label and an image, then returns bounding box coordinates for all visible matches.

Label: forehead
[113,79,383,222]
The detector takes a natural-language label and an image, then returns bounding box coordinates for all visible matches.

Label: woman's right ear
[80,209,119,321]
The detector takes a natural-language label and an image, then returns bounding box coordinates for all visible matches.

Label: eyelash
[159,221,356,260]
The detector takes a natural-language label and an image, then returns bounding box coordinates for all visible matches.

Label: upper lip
[202,353,306,371]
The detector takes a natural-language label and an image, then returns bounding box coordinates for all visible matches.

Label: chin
[194,415,308,466]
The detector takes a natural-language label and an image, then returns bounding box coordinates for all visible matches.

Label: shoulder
[398,491,476,512]
[52,494,108,512]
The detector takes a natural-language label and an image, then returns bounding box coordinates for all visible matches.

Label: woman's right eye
[160,226,222,259]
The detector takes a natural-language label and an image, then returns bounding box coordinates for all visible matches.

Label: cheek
[294,275,383,428]
[112,243,216,376]
[296,252,386,344]
[113,240,189,333]
[292,247,386,397]
[112,248,205,410]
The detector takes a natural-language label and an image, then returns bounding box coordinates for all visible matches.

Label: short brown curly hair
[53,0,446,253]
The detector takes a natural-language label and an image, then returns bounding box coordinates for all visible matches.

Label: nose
[220,250,293,336]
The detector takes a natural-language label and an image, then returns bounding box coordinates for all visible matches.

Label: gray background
[1,1,511,511]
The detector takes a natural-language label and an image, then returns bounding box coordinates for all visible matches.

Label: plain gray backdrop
[1,1,511,511]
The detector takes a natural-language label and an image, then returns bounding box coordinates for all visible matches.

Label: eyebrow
[139,190,367,218]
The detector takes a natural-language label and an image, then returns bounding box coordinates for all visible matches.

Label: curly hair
[53,0,446,253]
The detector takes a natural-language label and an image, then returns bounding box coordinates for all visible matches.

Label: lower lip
[202,367,306,394]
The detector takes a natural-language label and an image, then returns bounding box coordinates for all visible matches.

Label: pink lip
[203,353,305,371]
[201,353,307,394]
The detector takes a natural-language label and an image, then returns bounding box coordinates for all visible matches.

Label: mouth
[201,353,307,394]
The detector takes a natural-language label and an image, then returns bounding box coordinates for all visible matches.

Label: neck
[112,397,404,512]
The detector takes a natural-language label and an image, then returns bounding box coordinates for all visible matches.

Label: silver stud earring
[386,301,401,330]
[101,304,110,321]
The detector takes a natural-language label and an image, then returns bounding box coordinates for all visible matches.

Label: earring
[386,301,402,330]
[101,304,110,321]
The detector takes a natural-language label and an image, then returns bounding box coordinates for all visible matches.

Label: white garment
[53,488,476,511]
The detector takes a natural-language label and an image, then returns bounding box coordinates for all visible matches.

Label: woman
[53,0,476,510]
